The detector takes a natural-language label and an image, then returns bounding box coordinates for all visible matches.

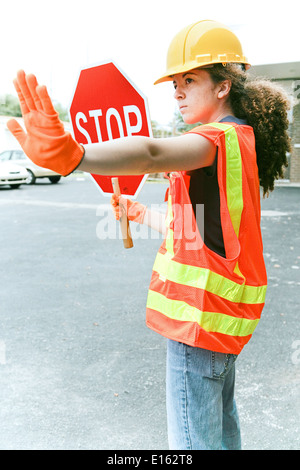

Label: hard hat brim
[154,61,251,85]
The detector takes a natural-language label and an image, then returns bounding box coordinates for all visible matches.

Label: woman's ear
[217,80,232,100]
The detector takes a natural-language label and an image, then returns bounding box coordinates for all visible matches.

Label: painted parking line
[0,198,111,210]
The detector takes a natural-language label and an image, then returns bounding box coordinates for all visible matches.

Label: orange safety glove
[111,194,147,224]
[6,70,84,176]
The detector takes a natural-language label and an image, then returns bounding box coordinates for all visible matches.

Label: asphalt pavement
[0,174,299,450]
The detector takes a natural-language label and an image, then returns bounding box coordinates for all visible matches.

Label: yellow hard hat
[154,20,250,85]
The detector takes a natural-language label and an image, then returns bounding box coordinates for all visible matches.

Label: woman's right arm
[79,133,216,176]
[7,70,216,177]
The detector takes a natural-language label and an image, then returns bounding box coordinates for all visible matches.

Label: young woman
[7,20,291,450]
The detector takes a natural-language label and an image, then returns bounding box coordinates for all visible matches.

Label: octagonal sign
[69,61,152,197]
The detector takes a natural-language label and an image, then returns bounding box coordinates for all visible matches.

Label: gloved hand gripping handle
[112,178,134,249]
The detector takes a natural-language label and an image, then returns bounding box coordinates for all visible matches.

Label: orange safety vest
[146,122,267,355]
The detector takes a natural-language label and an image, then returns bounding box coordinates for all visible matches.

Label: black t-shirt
[188,116,247,258]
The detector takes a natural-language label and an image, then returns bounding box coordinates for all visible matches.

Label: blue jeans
[166,339,241,450]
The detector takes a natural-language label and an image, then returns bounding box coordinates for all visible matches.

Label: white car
[0,149,61,185]
[0,161,28,188]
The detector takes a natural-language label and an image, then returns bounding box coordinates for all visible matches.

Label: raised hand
[7,70,84,176]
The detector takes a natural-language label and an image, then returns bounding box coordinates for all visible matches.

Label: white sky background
[1,0,299,126]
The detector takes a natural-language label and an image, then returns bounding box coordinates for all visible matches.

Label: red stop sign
[69,61,152,197]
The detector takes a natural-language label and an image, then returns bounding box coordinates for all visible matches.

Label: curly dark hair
[207,64,292,196]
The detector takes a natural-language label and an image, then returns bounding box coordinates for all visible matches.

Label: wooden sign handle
[112,177,134,249]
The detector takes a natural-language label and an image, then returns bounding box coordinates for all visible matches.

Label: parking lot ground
[0,174,299,450]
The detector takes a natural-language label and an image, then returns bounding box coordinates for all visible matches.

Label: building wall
[273,79,300,182]
[289,94,300,183]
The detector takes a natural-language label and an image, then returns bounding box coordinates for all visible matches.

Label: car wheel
[26,170,36,185]
[9,184,21,189]
[48,176,61,184]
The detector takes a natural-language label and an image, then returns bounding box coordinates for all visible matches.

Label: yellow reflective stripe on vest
[165,194,174,257]
[153,252,267,304]
[147,290,259,337]
[208,123,244,238]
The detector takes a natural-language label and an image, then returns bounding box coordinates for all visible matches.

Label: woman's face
[172,69,229,124]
